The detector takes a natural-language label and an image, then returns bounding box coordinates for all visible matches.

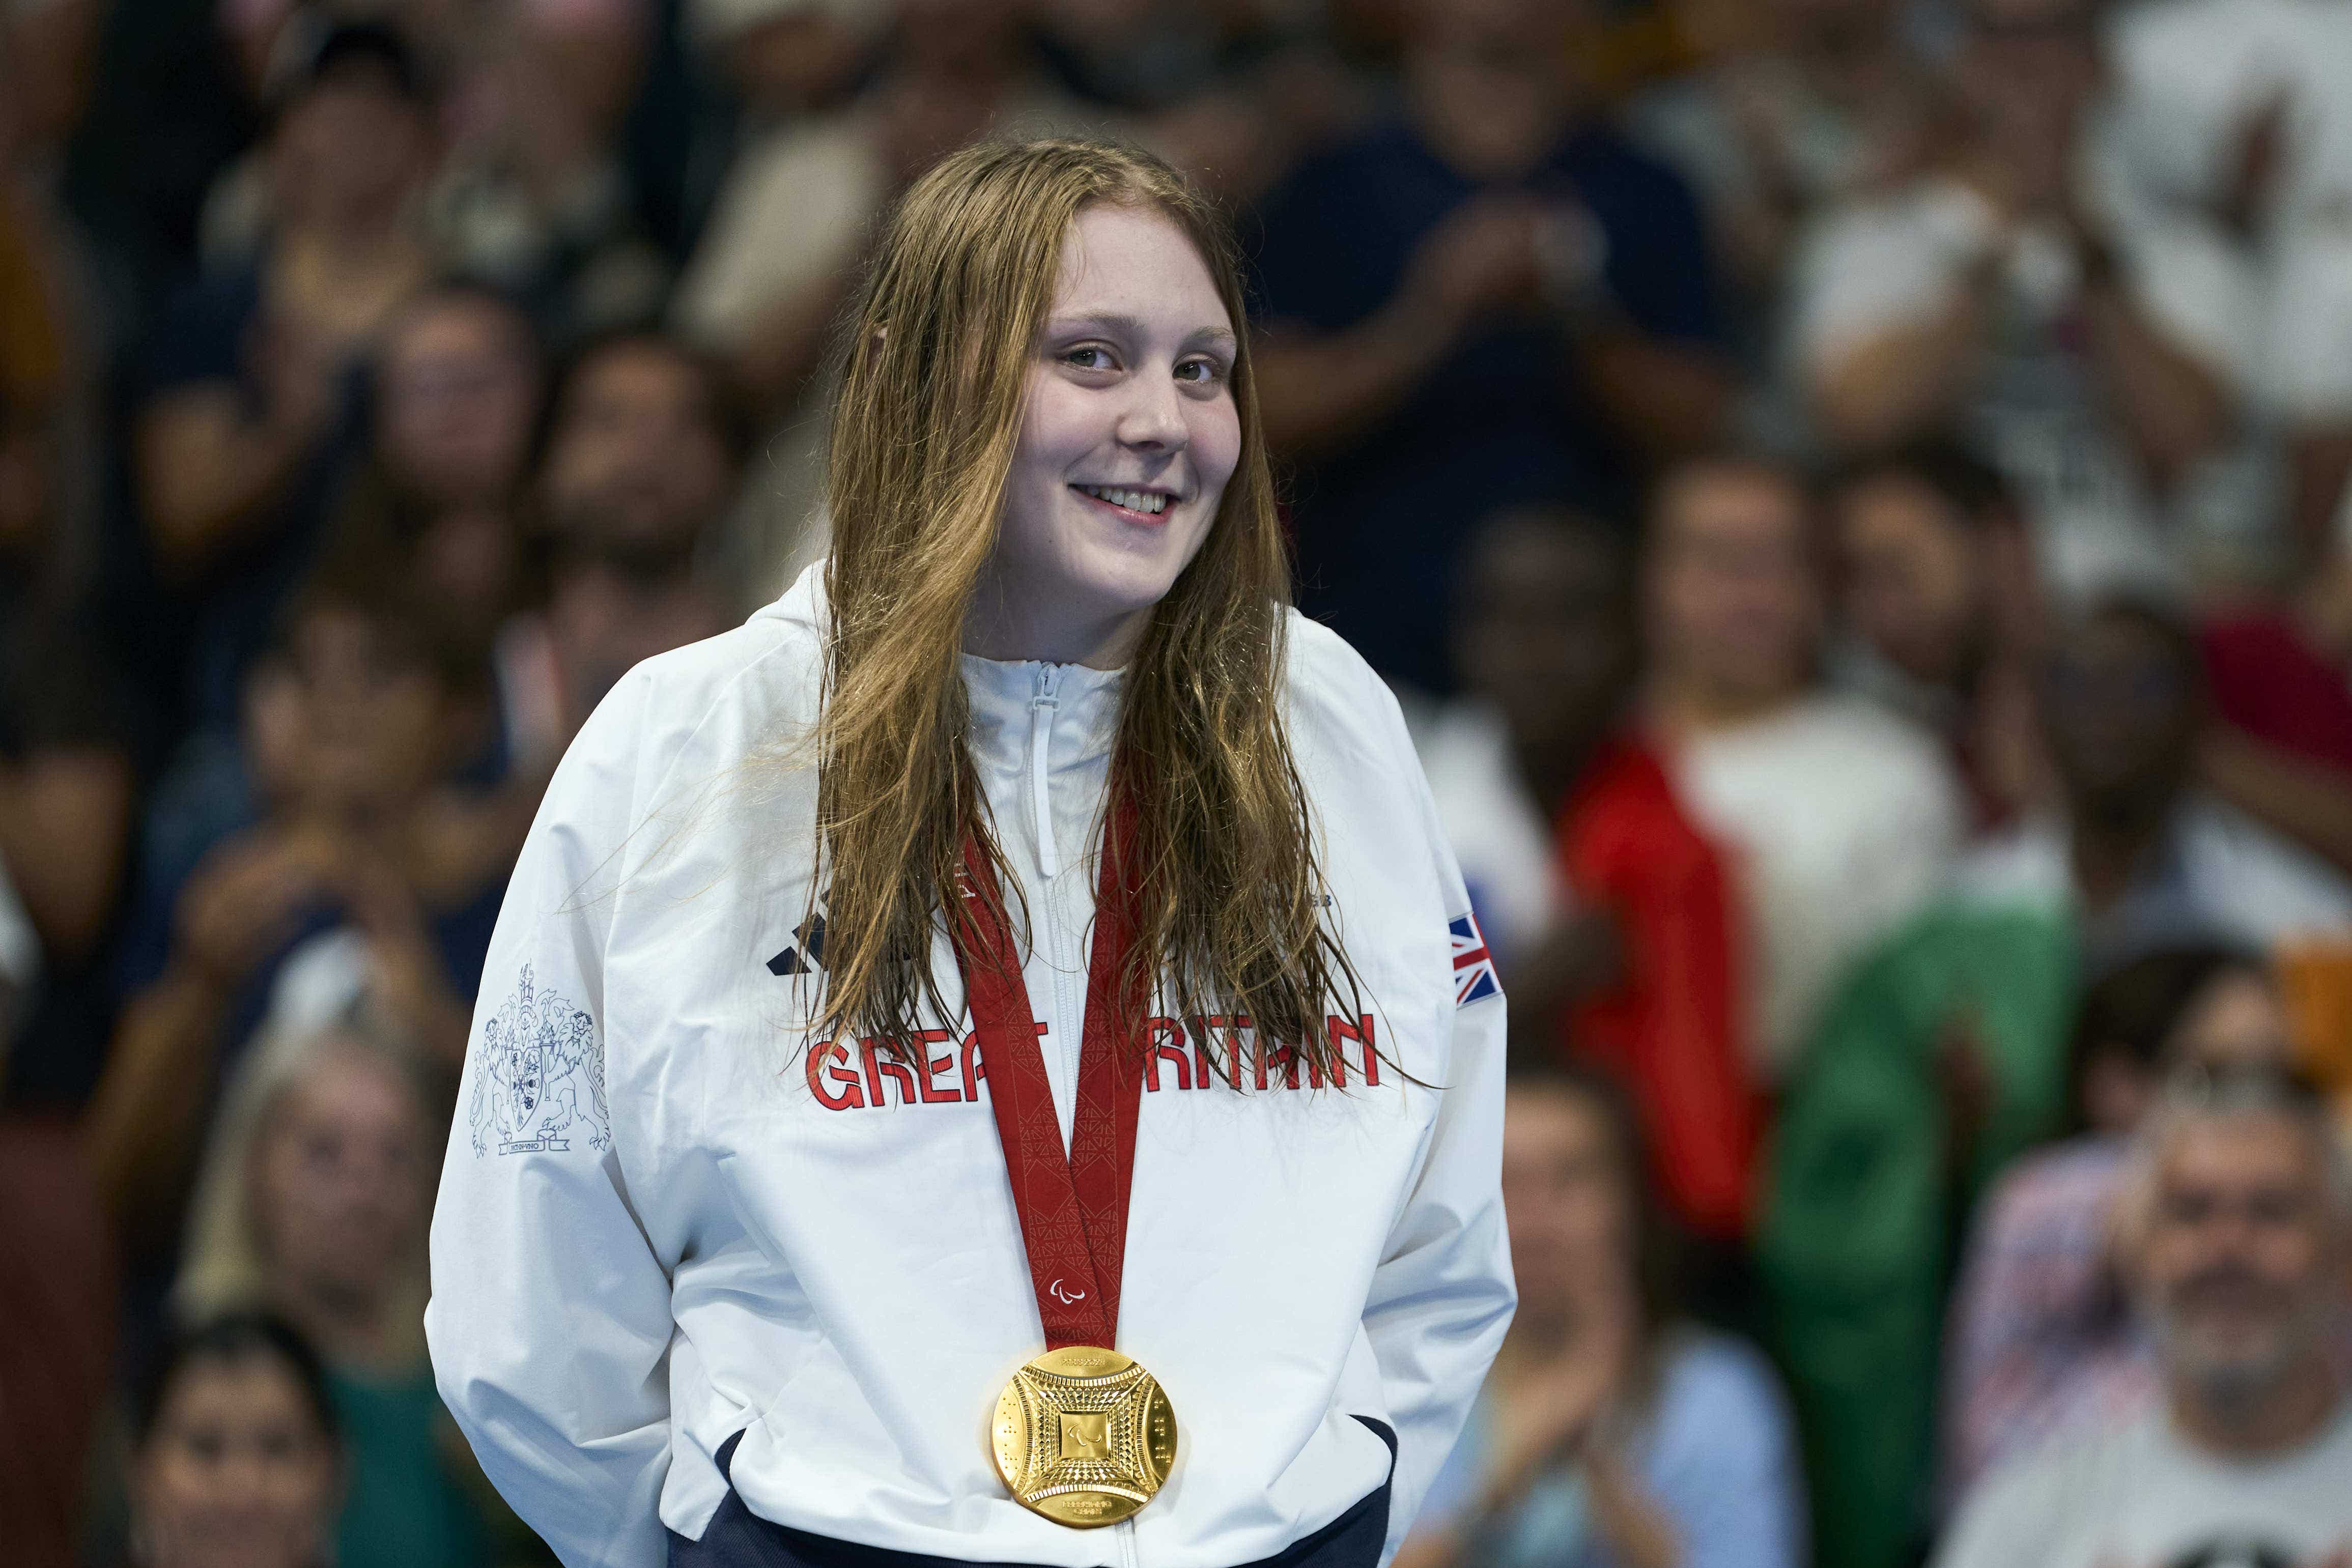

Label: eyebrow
[1043,313,1237,351]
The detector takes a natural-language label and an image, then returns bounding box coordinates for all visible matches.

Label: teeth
[1078,484,1169,516]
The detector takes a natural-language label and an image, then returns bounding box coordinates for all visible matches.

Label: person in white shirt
[426,137,1514,1568]
[1790,0,2272,594]
[1934,1064,2352,1568]
[2108,0,2352,563]
[1644,451,1965,1080]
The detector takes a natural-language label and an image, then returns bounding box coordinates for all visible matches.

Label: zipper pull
[1030,664,1062,879]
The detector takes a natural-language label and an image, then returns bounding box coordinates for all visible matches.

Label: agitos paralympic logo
[801,1014,1384,1113]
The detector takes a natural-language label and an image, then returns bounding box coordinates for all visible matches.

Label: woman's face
[251,1047,428,1316]
[973,202,1241,668]
[133,1355,338,1568]
[1500,1086,1635,1320]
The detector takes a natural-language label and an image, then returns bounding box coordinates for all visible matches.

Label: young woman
[427,138,1513,1567]
[125,1312,344,1568]
[1398,1063,1802,1568]
[179,1018,493,1568]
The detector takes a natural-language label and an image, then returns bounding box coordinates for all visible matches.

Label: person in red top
[1557,735,1756,1244]
[2196,544,2352,882]
[1433,505,1760,1248]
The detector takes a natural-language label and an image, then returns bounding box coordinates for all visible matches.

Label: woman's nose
[1116,377,1189,451]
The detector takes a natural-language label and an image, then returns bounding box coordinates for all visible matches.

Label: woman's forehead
[1050,205,1231,332]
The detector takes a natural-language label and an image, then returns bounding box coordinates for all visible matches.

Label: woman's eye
[1175,358,1229,386]
[1061,346,1117,372]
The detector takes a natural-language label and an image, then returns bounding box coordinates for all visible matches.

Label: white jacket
[426,565,1514,1568]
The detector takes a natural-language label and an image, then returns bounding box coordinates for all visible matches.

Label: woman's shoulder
[1279,608,1414,755]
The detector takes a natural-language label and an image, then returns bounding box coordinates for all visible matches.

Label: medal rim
[989,1347,1178,1529]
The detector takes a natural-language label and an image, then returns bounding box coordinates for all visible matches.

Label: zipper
[1029,664,1063,879]
[1030,662,1085,1148]
[1029,662,1137,1568]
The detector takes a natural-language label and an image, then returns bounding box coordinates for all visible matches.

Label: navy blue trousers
[669,1421,1397,1568]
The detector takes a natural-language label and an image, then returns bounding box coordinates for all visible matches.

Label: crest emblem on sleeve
[470,964,610,1156]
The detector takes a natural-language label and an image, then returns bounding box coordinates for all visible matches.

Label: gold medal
[989,1347,1178,1527]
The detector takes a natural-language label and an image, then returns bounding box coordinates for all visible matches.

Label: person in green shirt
[1759,901,2076,1568]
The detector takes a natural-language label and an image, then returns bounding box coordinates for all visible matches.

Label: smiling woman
[970,205,1242,669]
[427,137,1514,1568]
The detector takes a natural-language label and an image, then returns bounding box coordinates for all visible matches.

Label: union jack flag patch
[1449,912,1500,1006]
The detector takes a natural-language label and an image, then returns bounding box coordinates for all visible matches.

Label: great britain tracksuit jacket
[424,563,1515,1568]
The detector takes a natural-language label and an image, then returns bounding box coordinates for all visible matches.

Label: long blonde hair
[813,137,1359,1080]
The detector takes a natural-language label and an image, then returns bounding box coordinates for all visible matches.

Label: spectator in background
[1760,878,2079,1568]
[328,282,545,778]
[124,1312,344,1568]
[426,0,671,346]
[1644,450,1962,1084]
[1934,1066,2352,1568]
[529,536,732,743]
[89,567,498,1270]
[1033,1,1373,211]
[1629,0,1942,350]
[1943,944,2297,1499]
[1828,438,2047,830]
[1960,592,2352,964]
[496,330,736,748]
[1419,505,1635,974]
[533,329,740,592]
[1398,1061,1804,1568]
[1419,501,1760,1248]
[2105,0,2352,568]
[1250,0,1731,695]
[174,1017,491,1568]
[131,22,440,736]
[1791,0,2260,596]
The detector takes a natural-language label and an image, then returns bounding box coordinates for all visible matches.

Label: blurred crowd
[4,0,2352,1564]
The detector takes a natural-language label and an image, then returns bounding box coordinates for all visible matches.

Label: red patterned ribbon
[951,800,1146,1352]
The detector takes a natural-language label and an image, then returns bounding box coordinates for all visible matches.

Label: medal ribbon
[951,797,1147,1352]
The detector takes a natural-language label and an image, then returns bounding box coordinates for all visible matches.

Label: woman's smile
[1070,482,1178,523]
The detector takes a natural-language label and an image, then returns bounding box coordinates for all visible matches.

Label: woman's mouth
[1071,483,1174,523]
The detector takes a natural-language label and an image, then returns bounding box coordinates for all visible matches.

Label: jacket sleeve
[426,670,677,1568]
[1359,689,1516,1564]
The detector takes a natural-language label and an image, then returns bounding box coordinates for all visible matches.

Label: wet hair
[2063,943,2270,1132]
[133,1310,342,1451]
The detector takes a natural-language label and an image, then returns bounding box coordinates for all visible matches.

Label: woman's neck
[961,590,1148,670]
